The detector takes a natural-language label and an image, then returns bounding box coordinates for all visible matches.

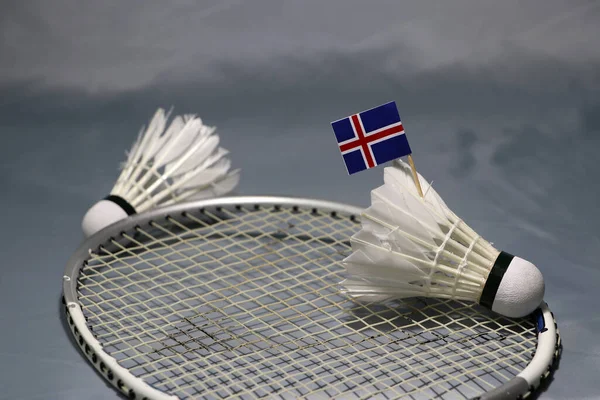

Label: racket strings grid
[62,197,560,400]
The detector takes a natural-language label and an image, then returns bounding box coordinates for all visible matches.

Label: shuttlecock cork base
[81,108,240,237]
[81,195,137,238]
[341,159,544,319]
[479,251,544,318]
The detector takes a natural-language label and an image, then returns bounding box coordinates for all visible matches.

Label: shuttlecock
[82,108,240,237]
[341,159,544,318]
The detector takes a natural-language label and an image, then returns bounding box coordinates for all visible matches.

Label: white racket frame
[62,196,561,400]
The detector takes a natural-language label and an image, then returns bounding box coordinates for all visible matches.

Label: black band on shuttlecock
[479,251,514,310]
[104,195,137,216]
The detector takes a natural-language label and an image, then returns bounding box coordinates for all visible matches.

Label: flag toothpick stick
[406,154,424,198]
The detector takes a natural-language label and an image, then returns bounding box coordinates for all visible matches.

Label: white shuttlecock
[82,108,240,237]
[341,159,544,318]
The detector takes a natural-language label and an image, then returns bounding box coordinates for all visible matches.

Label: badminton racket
[62,196,561,399]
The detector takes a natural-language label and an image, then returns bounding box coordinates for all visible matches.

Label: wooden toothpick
[407,154,424,198]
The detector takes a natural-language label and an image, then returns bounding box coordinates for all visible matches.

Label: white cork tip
[82,199,130,238]
[491,256,545,318]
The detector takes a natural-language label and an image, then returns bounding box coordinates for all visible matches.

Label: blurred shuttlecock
[82,108,240,237]
[342,159,544,318]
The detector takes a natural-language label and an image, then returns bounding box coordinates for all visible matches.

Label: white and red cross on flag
[331,101,412,175]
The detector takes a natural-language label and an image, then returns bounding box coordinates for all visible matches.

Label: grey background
[1,1,599,398]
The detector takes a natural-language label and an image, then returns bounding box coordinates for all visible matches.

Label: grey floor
[1,1,599,399]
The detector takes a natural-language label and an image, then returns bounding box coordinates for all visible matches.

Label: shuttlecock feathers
[341,159,544,318]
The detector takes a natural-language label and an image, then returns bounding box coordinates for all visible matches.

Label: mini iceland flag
[331,101,412,175]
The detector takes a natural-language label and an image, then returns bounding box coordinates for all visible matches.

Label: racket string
[76,205,537,399]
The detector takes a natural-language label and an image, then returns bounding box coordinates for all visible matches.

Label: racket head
[62,196,561,399]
